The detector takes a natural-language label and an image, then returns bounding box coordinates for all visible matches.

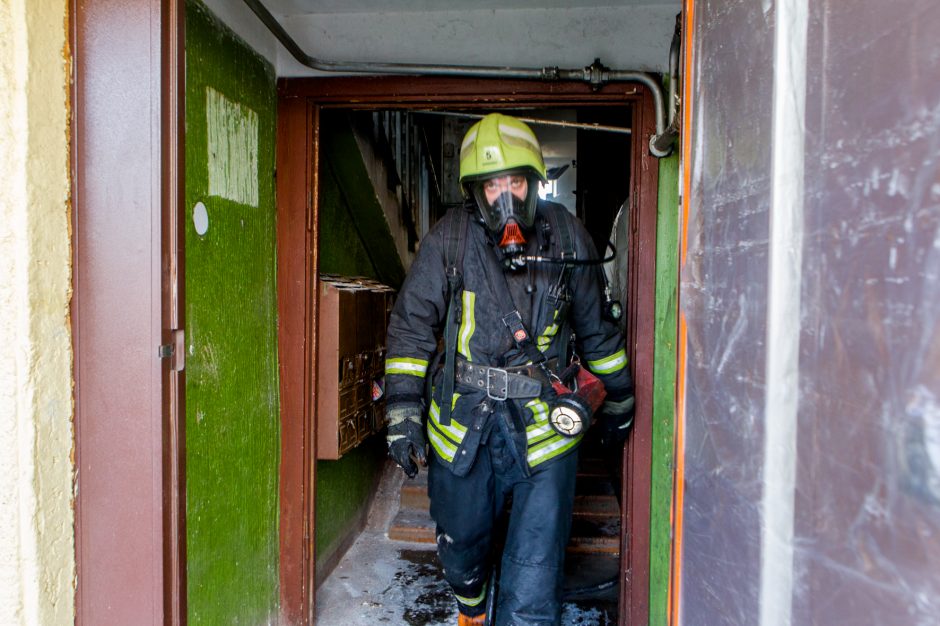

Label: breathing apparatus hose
[512,240,617,266]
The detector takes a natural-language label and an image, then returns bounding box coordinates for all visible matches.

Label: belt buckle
[486,367,509,401]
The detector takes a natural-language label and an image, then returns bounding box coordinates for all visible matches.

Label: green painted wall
[649,153,680,626]
[184,3,280,624]
[315,111,405,571]
[315,439,386,572]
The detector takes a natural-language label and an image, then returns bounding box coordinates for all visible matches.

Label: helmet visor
[468,170,540,232]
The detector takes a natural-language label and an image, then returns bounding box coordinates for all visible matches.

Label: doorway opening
[276,76,659,626]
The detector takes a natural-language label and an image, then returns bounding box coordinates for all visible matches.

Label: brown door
[72,0,186,624]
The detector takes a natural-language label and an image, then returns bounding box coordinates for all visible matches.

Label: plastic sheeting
[678,0,940,624]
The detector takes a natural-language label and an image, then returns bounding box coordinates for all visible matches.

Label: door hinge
[158,329,186,372]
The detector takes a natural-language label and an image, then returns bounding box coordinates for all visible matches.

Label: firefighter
[384,112,635,626]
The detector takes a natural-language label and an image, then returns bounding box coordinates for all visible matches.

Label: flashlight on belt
[548,363,607,437]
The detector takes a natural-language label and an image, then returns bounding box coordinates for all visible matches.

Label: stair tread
[398,488,618,518]
[576,457,614,477]
[387,508,435,544]
[388,525,620,554]
[570,515,620,539]
[563,552,620,600]
[573,494,620,517]
[575,479,617,497]
[390,456,621,556]
[388,509,620,554]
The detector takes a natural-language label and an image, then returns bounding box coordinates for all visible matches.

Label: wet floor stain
[393,549,618,626]
[403,588,455,626]
[562,602,617,625]
[399,549,456,626]
[318,532,621,626]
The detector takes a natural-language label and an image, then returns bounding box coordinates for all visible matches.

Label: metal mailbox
[316,275,395,459]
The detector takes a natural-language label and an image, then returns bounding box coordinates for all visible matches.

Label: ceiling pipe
[413,110,633,136]
[242,0,678,157]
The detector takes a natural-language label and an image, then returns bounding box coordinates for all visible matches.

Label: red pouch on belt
[548,364,608,437]
[551,364,607,414]
[573,366,607,413]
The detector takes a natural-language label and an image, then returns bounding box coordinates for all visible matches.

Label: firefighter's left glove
[599,395,635,449]
[386,404,427,479]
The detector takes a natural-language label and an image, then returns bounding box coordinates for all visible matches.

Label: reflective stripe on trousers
[428,406,578,625]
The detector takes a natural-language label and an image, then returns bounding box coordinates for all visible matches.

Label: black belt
[454,357,557,401]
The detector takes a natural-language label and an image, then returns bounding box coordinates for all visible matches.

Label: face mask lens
[517,177,538,227]
[470,172,538,232]
[491,191,516,221]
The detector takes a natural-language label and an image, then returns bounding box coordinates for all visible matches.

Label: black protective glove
[386,404,427,478]
[599,395,635,449]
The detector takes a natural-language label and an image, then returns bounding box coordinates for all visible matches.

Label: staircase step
[575,475,617,497]
[399,485,618,519]
[568,533,619,555]
[563,552,620,602]
[390,455,621,555]
[576,456,613,478]
[387,508,436,544]
[568,516,620,554]
[388,521,619,555]
[388,509,620,555]
[574,494,620,518]
[400,481,431,511]
[397,458,617,499]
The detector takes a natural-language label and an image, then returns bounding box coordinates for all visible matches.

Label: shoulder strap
[437,208,469,426]
[444,207,468,274]
[542,205,576,301]
[546,204,575,260]
[542,205,576,361]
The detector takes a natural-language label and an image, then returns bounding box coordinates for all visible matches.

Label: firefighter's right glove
[599,395,635,449]
[386,404,427,478]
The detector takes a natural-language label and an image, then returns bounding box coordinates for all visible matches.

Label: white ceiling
[265,0,680,14]
[203,0,681,77]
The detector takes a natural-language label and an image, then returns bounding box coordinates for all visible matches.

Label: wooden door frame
[275,76,659,626]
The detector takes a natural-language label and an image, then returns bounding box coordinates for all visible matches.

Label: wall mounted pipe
[649,14,682,156]
[414,109,633,136]
[242,0,677,157]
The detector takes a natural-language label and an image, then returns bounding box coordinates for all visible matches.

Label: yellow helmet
[459,113,546,231]
[459,113,547,183]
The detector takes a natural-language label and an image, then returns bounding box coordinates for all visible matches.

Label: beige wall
[0,0,74,623]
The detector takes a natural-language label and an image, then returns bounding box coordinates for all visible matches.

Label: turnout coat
[384,200,634,476]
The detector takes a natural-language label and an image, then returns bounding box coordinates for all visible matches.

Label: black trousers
[428,406,578,626]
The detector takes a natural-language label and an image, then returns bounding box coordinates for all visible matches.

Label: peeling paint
[206,86,259,207]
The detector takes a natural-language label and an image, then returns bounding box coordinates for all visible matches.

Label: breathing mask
[465,169,541,259]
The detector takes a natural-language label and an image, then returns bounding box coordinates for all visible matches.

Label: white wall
[0,0,74,623]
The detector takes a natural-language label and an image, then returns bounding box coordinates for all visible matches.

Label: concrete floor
[316,461,618,626]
